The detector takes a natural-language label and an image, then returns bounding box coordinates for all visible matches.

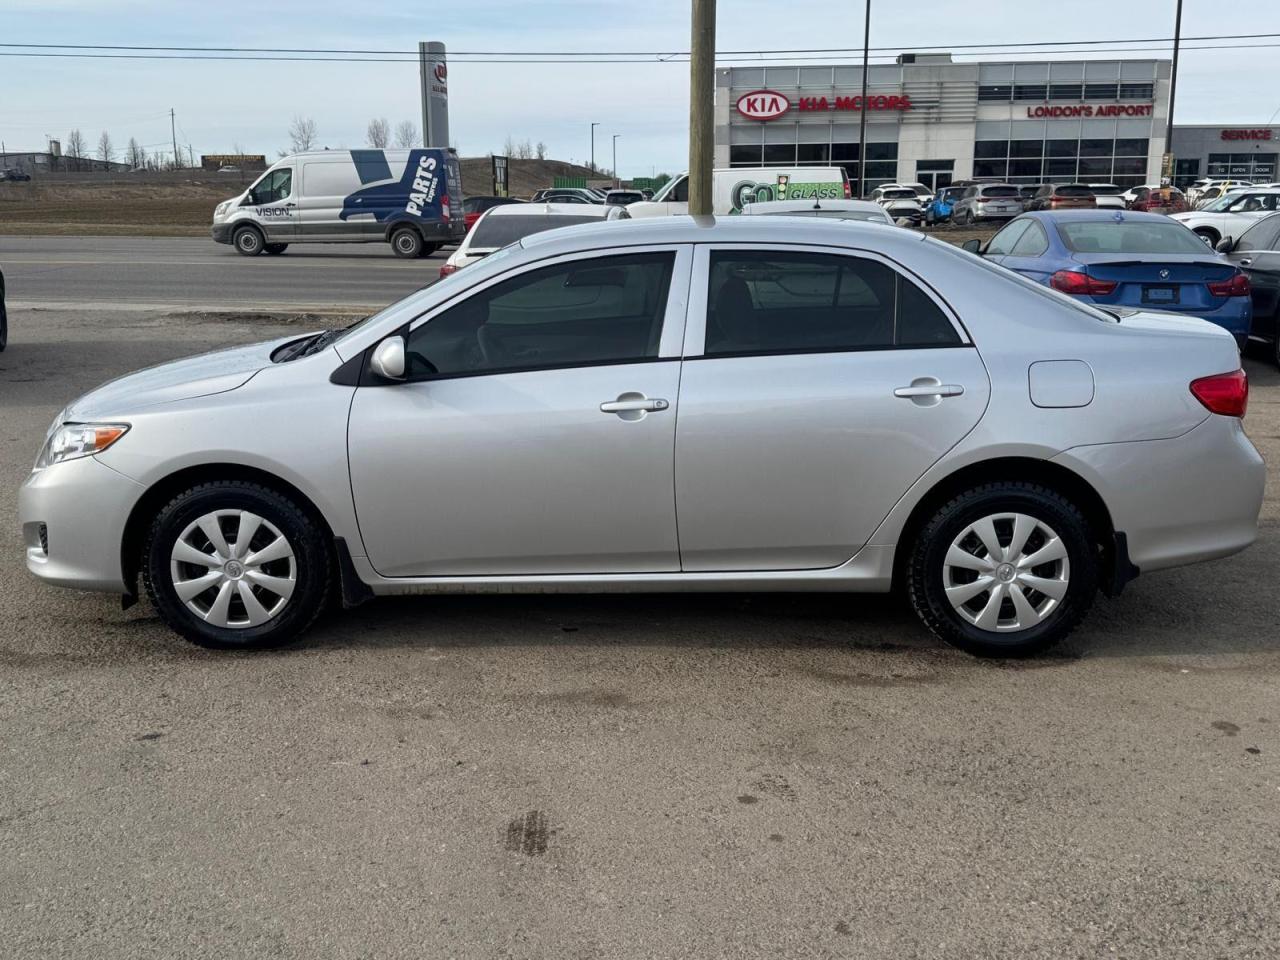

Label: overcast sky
[3,0,1279,175]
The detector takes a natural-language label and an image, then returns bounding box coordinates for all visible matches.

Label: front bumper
[211,222,233,244]
[1053,414,1265,573]
[19,456,144,593]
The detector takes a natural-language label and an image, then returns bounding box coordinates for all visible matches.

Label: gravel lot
[2,306,1279,959]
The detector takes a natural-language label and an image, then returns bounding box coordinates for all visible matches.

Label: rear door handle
[894,383,964,398]
[600,394,669,420]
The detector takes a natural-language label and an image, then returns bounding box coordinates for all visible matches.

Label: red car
[462,196,525,231]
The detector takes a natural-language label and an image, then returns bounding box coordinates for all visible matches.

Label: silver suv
[951,184,1023,224]
[20,218,1264,656]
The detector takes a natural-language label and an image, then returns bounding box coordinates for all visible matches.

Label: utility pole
[170,108,178,170]
[856,0,871,200]
[1162,0,1184,185]
[688,0,716,215]
[612,134,620,185]
[590,122,600,173]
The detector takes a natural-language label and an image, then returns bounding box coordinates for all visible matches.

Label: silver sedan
[19,217,1264,656]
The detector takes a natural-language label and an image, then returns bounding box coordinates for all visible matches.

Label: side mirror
[1215,237,1235,253]
[370,336,406,380]
[961,239,983,254]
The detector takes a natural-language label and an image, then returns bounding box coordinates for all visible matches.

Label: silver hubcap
[942,512,1070,634]
[170,510,296,629]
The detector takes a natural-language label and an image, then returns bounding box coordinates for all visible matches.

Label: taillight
[1190,368,1248,417]
[843,180,852,198]
[1207,273,1250,297]
[438,262,457,279]
[1049,270,1117,296]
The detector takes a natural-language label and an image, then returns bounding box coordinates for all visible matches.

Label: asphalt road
[2,307,1280,959]
[0,235,441,312]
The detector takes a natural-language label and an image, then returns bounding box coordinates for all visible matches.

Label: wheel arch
[890,456,1119,591]
[120,462,338,597]
[382,217,426,243]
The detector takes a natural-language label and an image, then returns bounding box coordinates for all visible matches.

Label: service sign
[736,90,790,121]
[1221,129,1273,141]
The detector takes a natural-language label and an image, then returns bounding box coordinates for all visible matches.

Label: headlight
[214,201,229,218]
[35,422,130,469]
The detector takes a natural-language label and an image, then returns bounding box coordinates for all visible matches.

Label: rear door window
[703,250,960,356]
[985,218,1033,255]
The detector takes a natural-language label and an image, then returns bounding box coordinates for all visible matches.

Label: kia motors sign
[736,90,790,121]
[798,94,912,113]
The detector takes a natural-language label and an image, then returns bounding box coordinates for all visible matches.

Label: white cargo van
[211,148,465,258]
[626,167,851,218]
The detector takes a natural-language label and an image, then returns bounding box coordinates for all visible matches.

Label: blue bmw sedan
[964,210,1252,348]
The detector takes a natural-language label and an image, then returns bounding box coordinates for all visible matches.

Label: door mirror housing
[370,336,407,380]
[961,239,983,254]
[1215,237,1235,253]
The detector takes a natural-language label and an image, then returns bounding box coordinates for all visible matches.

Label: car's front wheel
[233,225,265,257]
[142,481,332,649]
[1193,227,1219,246]
[908,482,1098,657]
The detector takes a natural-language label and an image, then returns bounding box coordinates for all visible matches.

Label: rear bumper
[1053,414,1265,573]
[18,456,143,593]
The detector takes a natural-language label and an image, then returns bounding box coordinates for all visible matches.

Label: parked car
[462,195,524,232]
[1085,184,1127,210]
[1126,185,1189,214]
[19,217,1262,658]
[738,198,894,224]
[870,186,925,225]
[952,183,1022,224]
[529,188,602,204]
[1024,183,1097,212]
[924,185,966,225]
[1186,178,1239,206]
[0,266,7,351]
[604,190,646,206]
[210,149,465,258]
[627,167,851,217]
[1216,211,1280,366]
[2,168,31,182]
[1194,181,1256,209]
[1169,187,1280,246]
[964,210,1252,348]
[438,202,626,277]
[898,181,935,204]
[1018,185,1040,207]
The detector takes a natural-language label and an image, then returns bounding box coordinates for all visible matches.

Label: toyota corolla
[19,217,1265,657]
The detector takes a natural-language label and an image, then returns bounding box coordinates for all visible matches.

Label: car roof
[487,202,617,218]
[740,199,884,213]
[518,214,926,254]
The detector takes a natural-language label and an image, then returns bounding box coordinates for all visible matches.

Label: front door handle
[894,382,964,398]
[600,393,669,421]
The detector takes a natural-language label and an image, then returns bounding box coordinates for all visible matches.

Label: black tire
[142,481,332,650]
[1193,228,1219,246]
[1273,332,1280,371]
[907,482,1098,658]
[233,225,265,257]
[0,285,7,352]
[419,242,440,258]
[390,226,424,259]
[264,243,288,255]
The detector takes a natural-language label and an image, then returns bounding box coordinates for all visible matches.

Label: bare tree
[65,128,86,171]
[126,137,146,168]
[366,117,390,149]
[502,134,517,157]
[287,115,318,153]
[516,138,533,159]
[535,141,547,160]
[97,131,115,164]
[394,120,419,148]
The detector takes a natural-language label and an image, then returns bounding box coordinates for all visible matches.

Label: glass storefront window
[1119,82,1154,100]
[1112,157,1146,176]
[763,144,796,164]
[1049,83,1084,100]
[865,143,897,161]
[1114,138,1148,157]
[1013,84,1047,101]
[1078,157,1112,178]
[974,160,1009,178]
[978,85,1012,101]
[1009,159,1043,179]
[832,143,860,161]
[1045,158,1078,178]
[797,143,830,164]
[1046,139,1078,157]
[1009,140,1043,158]
[730,145,763,166]
[1084,83,1118,99]
[1079,139,1112,157]
[974,140,1007,159]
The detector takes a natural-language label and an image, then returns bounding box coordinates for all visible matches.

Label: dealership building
[715,53,1174,193]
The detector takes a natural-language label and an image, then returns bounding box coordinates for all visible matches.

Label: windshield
[651,176,684,202]
[881,189,917,200]
[1202,194,1238,212]
[469,213,603,249]
[1058,220,1212,254]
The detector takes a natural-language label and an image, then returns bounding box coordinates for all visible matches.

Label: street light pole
[1163,0,1184,184]
[856,0,871,199]
[590,122,600,173]
[612,134,620,185]
[688,0,716,215]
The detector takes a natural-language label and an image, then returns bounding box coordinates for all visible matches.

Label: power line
[3,42,1280,65]
[1,33,1279,55]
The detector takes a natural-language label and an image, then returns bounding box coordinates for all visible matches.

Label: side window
[1235,215,1280,252]
[1008,220,1049,257]
[255,169,292,203]
[671,177,689,202]
[405,252,675,379]
[963,187,976,199]
[704,251,960,356]
[986,218,1032,256]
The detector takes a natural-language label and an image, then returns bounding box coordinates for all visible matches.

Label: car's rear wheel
[142,481,332,649]
[908,482,1098,657]
[264,243,288,255]
[233,225,265,257]
[390,226,424,259]
[419,242,440,258]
